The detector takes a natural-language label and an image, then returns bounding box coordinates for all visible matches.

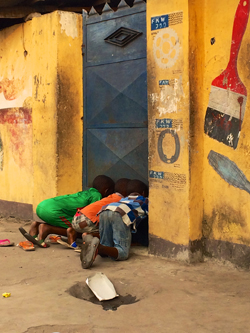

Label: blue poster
[155,119,172,129]
[151,15,169,31]
[149,170,164,179]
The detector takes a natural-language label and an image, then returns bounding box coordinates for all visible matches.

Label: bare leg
[98,244,118,260]
[29,221,42,237]
[67,227,77,245]
[67,221,88,245]
[38,223,67,241]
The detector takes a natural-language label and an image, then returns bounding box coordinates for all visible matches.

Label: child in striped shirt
[80,179,148,269]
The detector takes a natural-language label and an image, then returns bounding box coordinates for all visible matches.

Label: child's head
[114,178,131,197]
[127,179,148,197]
[92,175,115,198]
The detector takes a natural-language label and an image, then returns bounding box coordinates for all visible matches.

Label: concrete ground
[1,217,250,333]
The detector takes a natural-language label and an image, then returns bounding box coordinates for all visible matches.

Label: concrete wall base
[0,200,33,220]
[149,234,189,262]
[204,239,250,270]
[149,235,204,263]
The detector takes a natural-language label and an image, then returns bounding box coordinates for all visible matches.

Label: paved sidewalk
[1,218,250,333]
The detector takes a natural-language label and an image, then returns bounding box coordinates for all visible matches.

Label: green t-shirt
[36,188,102,228]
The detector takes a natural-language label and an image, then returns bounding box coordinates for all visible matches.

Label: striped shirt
[98,195,148,229]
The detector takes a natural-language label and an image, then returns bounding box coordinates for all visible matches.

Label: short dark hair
[127,179,148,197]
[115,178,130,197]
[92,175,115,197]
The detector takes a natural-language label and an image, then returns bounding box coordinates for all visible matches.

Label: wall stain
[0,107,32,167]
[0,134,3,171]
[0,108,32,124]
[203,204,250,245]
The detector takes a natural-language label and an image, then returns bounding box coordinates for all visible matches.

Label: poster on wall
[151,12,183,73]
[149,11,187,193]
[155,117,183,168]
[149,169,187,191]
[150,12,184,116]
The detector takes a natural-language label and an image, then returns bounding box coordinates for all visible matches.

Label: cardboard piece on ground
[86,272,119,301]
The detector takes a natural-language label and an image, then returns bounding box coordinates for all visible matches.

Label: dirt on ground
[1,217,250,333]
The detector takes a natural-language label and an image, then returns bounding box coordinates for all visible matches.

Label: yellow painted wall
[147,0,191,249]
[147,0,250,259]
[188,0,204,242]
[32,11,83,208]
[56,11,83,196]
[0,23,33,204]
[203,0,250,247]
[0,11,83,214]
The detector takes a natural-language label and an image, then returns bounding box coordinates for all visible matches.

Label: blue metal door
[83,1,147,187]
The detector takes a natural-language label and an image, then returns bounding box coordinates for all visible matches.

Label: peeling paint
[150,76,184,116]
[59,11,78,39]
[0,134,3,171]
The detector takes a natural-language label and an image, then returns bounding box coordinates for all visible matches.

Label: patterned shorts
[71,212,99,233]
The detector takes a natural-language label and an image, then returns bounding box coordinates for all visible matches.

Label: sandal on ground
[18,241,35,251]
[48,235,61,243]
[0,239,14,247]
[57,239,81,251]
[80,234,100,269]
[19,227,50,248]
[57,239,73,248]
[60,235,83,246]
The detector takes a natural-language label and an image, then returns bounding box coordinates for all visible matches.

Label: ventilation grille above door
[104,27,142,47]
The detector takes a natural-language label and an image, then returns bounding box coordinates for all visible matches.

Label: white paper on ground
[86,272,119,301]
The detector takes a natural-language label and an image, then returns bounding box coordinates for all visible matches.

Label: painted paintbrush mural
[204,0,250,149]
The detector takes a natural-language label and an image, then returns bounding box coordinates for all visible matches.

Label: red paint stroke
[212,0,249,95]
[211,112,233,132]
[0,108,32,167]
[0,78,25,101]
[0,108,32,124]
[238,96,244,130]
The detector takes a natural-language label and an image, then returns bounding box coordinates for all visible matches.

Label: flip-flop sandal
[57,239,80,250]
[80,234,93,257]
[0,239,14,247]
[18,241,35,251]
[19,227,50,248]
[48,235,61,243]
[60,236,83,246]
[80,235,100,269]
[57,239,73,248]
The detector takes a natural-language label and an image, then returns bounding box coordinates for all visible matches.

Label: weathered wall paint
[0,11,83,215]
[57,11,83,196]
[0,23,33,204]
[188,0,204,242]
[148,0,250,264]
[0,23,32,109]
[32,11,83,209]
[203,0,250,248]
[147,0,191,259]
